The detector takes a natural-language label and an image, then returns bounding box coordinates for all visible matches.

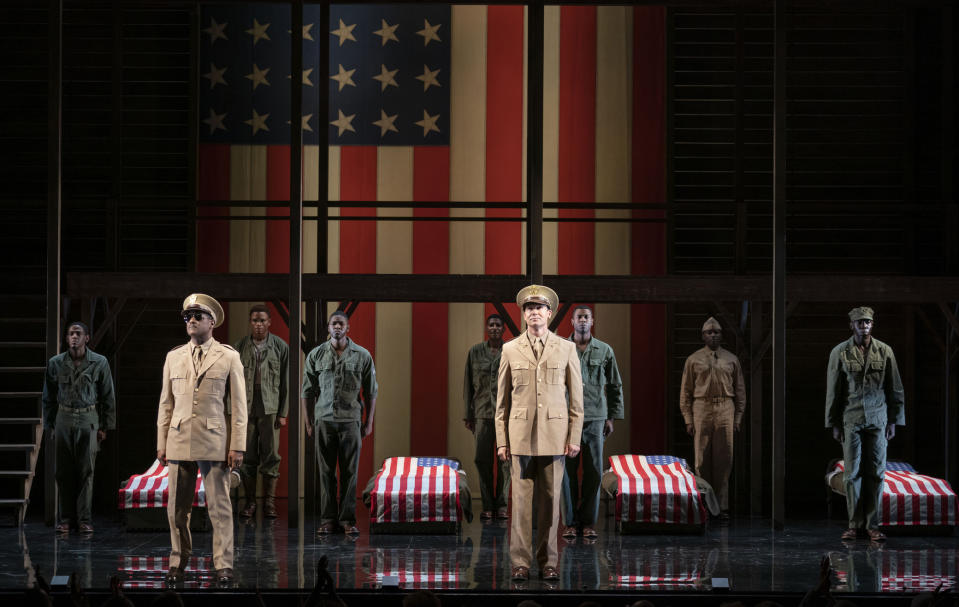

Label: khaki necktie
[533,339,543,361]
[193,346,203,373]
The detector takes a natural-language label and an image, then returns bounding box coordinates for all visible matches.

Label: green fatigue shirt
[234,332,290,417]
[41,348,116,431]
[825,336,905,429]
[569,336,625,422]
[463,341,501,421]
[301,339,378,422]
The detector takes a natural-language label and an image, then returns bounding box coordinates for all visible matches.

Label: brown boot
[239,475,257,518]
[264,476,278,518]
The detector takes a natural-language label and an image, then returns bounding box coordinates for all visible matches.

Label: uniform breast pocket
[510,361,530,386]
[546,361,564,385]
[202,371,227,396]
[585,358,603,385]
[340,363,360,392]
[170,372,188,395]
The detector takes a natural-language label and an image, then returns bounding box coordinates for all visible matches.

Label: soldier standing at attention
[157,294,247,585]
[561,306,624,539]
[42,322,116,535]
[301,310,377,536]
[235,304,289,519]
[826,306,904,543]
[463,314,510,520]
[679,317,746,519]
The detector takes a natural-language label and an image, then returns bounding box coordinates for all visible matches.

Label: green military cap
[516,284,559,312]
[183,293,225,328]
[848,306,874,322]
[702,317,722,332]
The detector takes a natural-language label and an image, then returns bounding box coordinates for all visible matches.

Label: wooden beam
[90,297,127,350]
[751,301,800,375]
[548,301,573,333]
[66,273,959,304]
[915,306,947,354]
[107,300,149,357]
[772,0,786,531]
[492,302,521,339]
[938,302,959,338]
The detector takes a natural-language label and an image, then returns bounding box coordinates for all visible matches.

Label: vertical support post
[749,300,764,517]
[288,0,305,526]
[526,1,544,284]
[45,0,63,527]
[771,0,787,530]
[943,6,956,275]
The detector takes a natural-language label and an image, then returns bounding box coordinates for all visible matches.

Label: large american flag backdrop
[117,459,206,509]
[196,3,667,499]
[832,460,958,527]
[609,454,707,525]
[369,456,461,523]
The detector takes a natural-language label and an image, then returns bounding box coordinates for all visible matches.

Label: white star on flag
[203,108,227,134]
[330,64,357,91]
[245,64,271,90]
[203,63,227,89]
[373,19,400,46]
[373,110,399,136]
[244,109,270,135]
[245,18,271,44]
[203,18,228,44]
[414,110,441,136]
[372,64,399,91]
[331,19,357,46]
[416,19,441,46]
[415,65,441,91]
[330,109,356,136]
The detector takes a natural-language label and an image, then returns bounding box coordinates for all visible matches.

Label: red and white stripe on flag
[371,547,461,589]
[836,461,958,526]
[609,548,703,590]
[880,549,957,592]
[118,459,206,510]
[609,455,706,525]
[118,555,213,590]
[370,457,461,523]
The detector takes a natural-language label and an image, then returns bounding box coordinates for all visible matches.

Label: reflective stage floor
[2,506,956,595]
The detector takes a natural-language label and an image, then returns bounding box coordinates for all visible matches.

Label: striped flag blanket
[117,459,206,510]
[117,555,212,589]
[609,546,708,589]
[370,457,461,523]
[609,455,707,525]
[831,461,957,526]
[369,546,461,589]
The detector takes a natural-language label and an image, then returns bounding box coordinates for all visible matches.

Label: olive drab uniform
[825,336,905,531]
[301,338,377,527]
[235,333,289,479]
[561,336,623,528]
[679,346,746,512]
[463,341,510,513]
[42,348,116,527]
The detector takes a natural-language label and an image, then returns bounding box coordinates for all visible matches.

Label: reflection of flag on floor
[117,459,206,509]
[609,454,706,524]
[371,456,461,522]
[835,461,958,526]
[881,549,957,592]
[609,547,704,590]
[117,556,212,589]
[370,547,461,589]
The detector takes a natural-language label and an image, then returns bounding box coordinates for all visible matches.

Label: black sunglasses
[182,311,209,322]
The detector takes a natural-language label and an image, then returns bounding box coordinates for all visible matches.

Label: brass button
[194,387,199,392]
[538,404,542,408]
[192,413,196,418]
[193,400,198,405]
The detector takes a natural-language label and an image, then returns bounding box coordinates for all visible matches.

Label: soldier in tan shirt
[679,317,746,518]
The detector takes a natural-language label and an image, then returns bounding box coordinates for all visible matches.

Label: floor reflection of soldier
[476,518,508,589]
[829,545,883,592]
[235,520,279,588]
[54,534,94,589]
[560,536,601,590]
[317,535,358,589]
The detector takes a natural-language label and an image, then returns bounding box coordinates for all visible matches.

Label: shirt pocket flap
[847,361,864,373]
[547,407,566,420]
[206,418,224,430]
[511,361,529,370]
[205,370,227,380]
[869,360,884,370]
[511,407,528,420]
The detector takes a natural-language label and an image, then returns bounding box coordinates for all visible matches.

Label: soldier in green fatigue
[301,310,377,536]
[42,322,116,535]
[826,306,905,543]
[463,314,510,520]
[561,306,624,540]
[234,304,289,519]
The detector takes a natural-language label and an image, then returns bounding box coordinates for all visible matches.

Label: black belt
[59,405,96,413]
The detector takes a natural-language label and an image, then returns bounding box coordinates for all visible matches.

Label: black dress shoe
[165,567,184,584]
[215,568,234,583]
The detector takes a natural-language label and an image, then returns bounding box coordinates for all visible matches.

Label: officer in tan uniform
[495,285,584,582]
[157,294,247,585]
[679,317,746,519]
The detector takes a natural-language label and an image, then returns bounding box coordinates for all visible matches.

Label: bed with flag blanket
[117,459,208,531]
[601,455,713,533]
[362,457,472,534]
[826,460,957,529]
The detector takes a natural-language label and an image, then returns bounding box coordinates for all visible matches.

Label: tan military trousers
[509,455,565,570]
[692,397,734,511]
[167,460,234,570]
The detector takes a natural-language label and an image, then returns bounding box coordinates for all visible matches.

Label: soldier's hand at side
[228,450,243,468]
[304,418,313,438]
[157,449,167,465]
[275,417,287,429]
[885,423,896,440]
[832,427,843,443]
[464,420,475,433]
[565,444,581,458]
[497,446,509,461]
[97,430,106,442]
[685,423,695,437]
[603,420,614,437]
[362,421,374,438]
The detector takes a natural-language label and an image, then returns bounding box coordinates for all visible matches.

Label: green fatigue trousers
[54,408,99,526]
[315,419,361,525]
[561,419,605,526]
[473,418,510,511]
[842,421,887,530]
[242,388,282,480]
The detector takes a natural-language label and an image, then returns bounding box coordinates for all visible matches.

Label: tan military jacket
[157,339,248,461]
[679,346,747,426]
[495,331,584,456]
